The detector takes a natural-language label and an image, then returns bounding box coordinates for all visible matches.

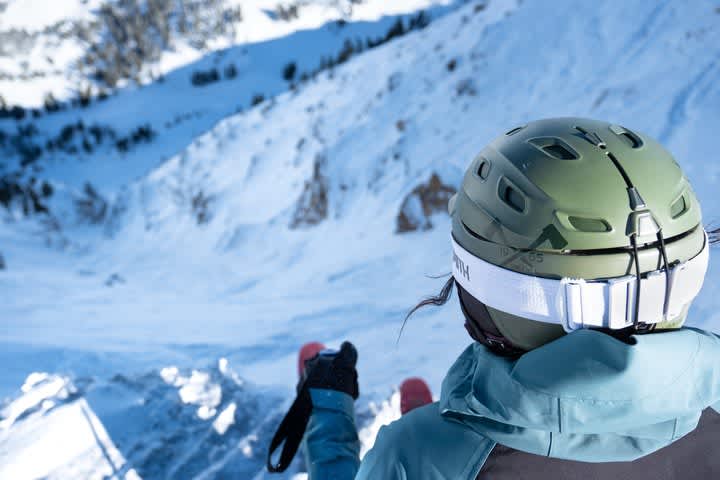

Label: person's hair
[397,276,455,343]
[710,227,720,245]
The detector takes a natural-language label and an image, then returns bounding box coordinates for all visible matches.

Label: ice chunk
[212,402,236,435]
[177,370,222,420]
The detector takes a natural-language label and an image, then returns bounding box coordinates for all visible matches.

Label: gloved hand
[298,341,359,400]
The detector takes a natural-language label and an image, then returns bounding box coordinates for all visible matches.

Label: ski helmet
[449,117,709,352]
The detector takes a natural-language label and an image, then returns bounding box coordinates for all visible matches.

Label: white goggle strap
[451,236,567,325]
[451,233,709,332]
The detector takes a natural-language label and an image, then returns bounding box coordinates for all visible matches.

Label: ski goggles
[451,232,709,332]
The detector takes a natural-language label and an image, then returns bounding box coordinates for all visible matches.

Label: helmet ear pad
[457,284,525,357]
[457,284,565,354]
[486,305,567,352]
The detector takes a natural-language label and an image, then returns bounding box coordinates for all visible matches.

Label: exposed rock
[396,172,456,233]
[290,154,328,228]
[75,182,108,224]
[105,273,125,287]
[456,77,477,96]
[191,191,213,225]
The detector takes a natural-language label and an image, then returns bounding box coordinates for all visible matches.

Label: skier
[269,117,720,478]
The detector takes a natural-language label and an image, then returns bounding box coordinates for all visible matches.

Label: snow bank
[0,372,137,480]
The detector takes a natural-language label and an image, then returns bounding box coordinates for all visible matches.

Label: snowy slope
[0,355,400,479]
[2,0,720,478]
[0,373,140,480]
[0,0,104,30]
[0,0,457,106]
[0,0,461,215]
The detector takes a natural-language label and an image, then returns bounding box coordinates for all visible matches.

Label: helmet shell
[450,118,705,350]
[451,117,704,280]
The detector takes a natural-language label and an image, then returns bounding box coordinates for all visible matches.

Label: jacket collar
[440,328,720,461]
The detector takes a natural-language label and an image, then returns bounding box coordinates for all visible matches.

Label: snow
[177,370,223,419]
[0,373,138,480]
[0,0,103,31]
[358,391,402,459]
[234,0,455,44]
[0,0,459,107]
[1,373,72,430]
[2,0,720,478]
[212,402,236,435]
[0,1,464,201]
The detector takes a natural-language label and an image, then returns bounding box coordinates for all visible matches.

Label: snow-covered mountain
[0,0,453,106]
[0,0,459,216]
[0,356,402,478]
[2,0,720,478]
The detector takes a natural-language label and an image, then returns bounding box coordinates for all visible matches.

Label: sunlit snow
[2,0,720,478]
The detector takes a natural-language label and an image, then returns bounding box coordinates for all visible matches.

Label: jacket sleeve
[302,388,360,480]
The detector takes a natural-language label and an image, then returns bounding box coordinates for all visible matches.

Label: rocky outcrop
[75,183,108,224]
[290,154,328,228]
[396,172,456,233]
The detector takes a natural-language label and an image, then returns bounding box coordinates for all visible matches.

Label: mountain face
[0,0,449,106]
[2,0,720,478]
[0,0,457,221]
[0,356,401,479]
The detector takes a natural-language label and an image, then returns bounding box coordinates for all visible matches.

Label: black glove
[268,341,359,473]
[298,341,359,399]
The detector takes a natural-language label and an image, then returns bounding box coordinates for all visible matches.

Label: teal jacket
[303,327,720,479]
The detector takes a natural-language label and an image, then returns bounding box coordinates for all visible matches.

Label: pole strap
[267,386,313,473]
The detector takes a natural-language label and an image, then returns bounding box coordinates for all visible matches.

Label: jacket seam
[547,431,553,457]
[557,397,562,434]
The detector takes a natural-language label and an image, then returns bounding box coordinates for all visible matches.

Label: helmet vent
[670,195,687,219]
[499,178,526,213]
[528,137,579,160]
[568,216,611,233]
[477,159,491,179]
[543,144,577,160]
[619,132,642,149]
[505,125,525,136]
[609,125,644,149]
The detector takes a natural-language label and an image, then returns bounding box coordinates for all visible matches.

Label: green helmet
[449,117,708,352]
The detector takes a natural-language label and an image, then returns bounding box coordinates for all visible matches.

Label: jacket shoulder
[356,403,494,480]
